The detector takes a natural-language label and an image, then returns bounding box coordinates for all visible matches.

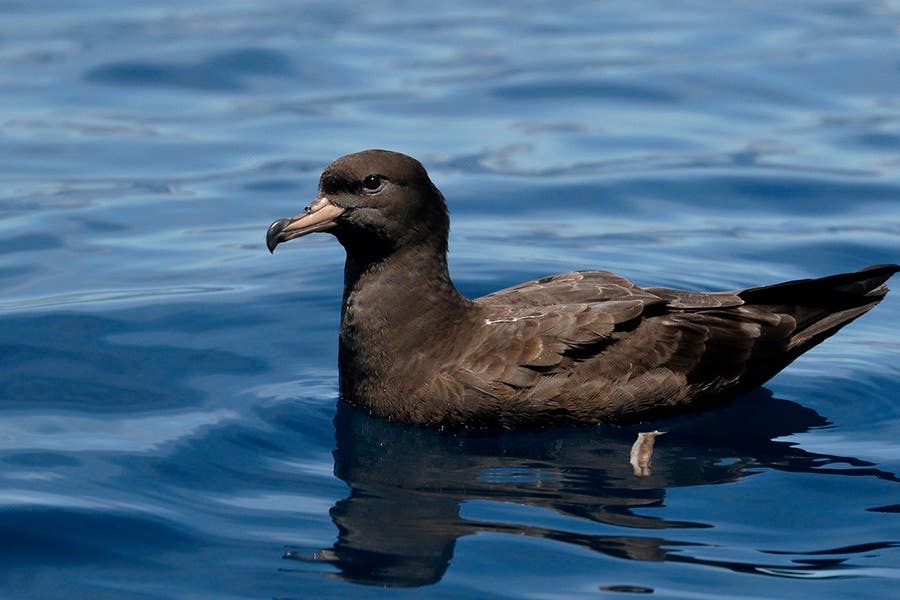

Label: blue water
[2,1,900,598]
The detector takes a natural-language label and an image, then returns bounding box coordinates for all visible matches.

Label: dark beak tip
[266,218,288,254]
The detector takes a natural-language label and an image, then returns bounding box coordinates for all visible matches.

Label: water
[2,1,899,598]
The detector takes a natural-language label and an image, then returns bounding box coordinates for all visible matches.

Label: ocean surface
[2,2,900,598]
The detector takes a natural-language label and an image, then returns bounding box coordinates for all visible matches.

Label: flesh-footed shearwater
[267,149,899,429]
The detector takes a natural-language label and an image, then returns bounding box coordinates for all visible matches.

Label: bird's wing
[429,271,796,426]
[467,271,667,381]
[420,266,899,427]
[420,297,656,427]
[580,306,798,421]
[417,272,666,426]
[477,270,658,307]
[479,269,746,309]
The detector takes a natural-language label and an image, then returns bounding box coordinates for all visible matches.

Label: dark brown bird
[267,149,898,429]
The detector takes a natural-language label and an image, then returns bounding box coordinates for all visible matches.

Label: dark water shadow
[287,390,899,587]
[84,48,295,91]
[0,312,264,412]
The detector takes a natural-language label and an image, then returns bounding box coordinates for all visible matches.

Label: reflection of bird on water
[283,391,899,587]
[268,150,898,429]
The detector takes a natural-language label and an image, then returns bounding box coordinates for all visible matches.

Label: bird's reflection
[286,390,897,587]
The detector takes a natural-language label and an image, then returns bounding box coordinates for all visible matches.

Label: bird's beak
[266,196,346,253]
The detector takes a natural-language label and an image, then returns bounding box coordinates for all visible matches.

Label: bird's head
[266,149,449,257]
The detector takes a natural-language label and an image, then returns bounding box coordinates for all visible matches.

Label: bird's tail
[739,263,899,355]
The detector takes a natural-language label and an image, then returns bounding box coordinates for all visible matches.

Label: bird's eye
[362,175,383,192]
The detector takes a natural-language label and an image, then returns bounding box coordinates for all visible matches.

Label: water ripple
[1,1,899,598]
[0,285,239,313]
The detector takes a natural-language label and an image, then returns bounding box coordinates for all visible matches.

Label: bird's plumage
[267,149,898,429]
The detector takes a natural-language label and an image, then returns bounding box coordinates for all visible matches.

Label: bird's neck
[338,243,474,415]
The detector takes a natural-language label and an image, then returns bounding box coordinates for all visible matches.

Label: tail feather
[739,264,899,307]
[785,303,877,352]
[739,264,899,356]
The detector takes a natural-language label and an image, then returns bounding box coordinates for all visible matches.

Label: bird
[267,149,899,430]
